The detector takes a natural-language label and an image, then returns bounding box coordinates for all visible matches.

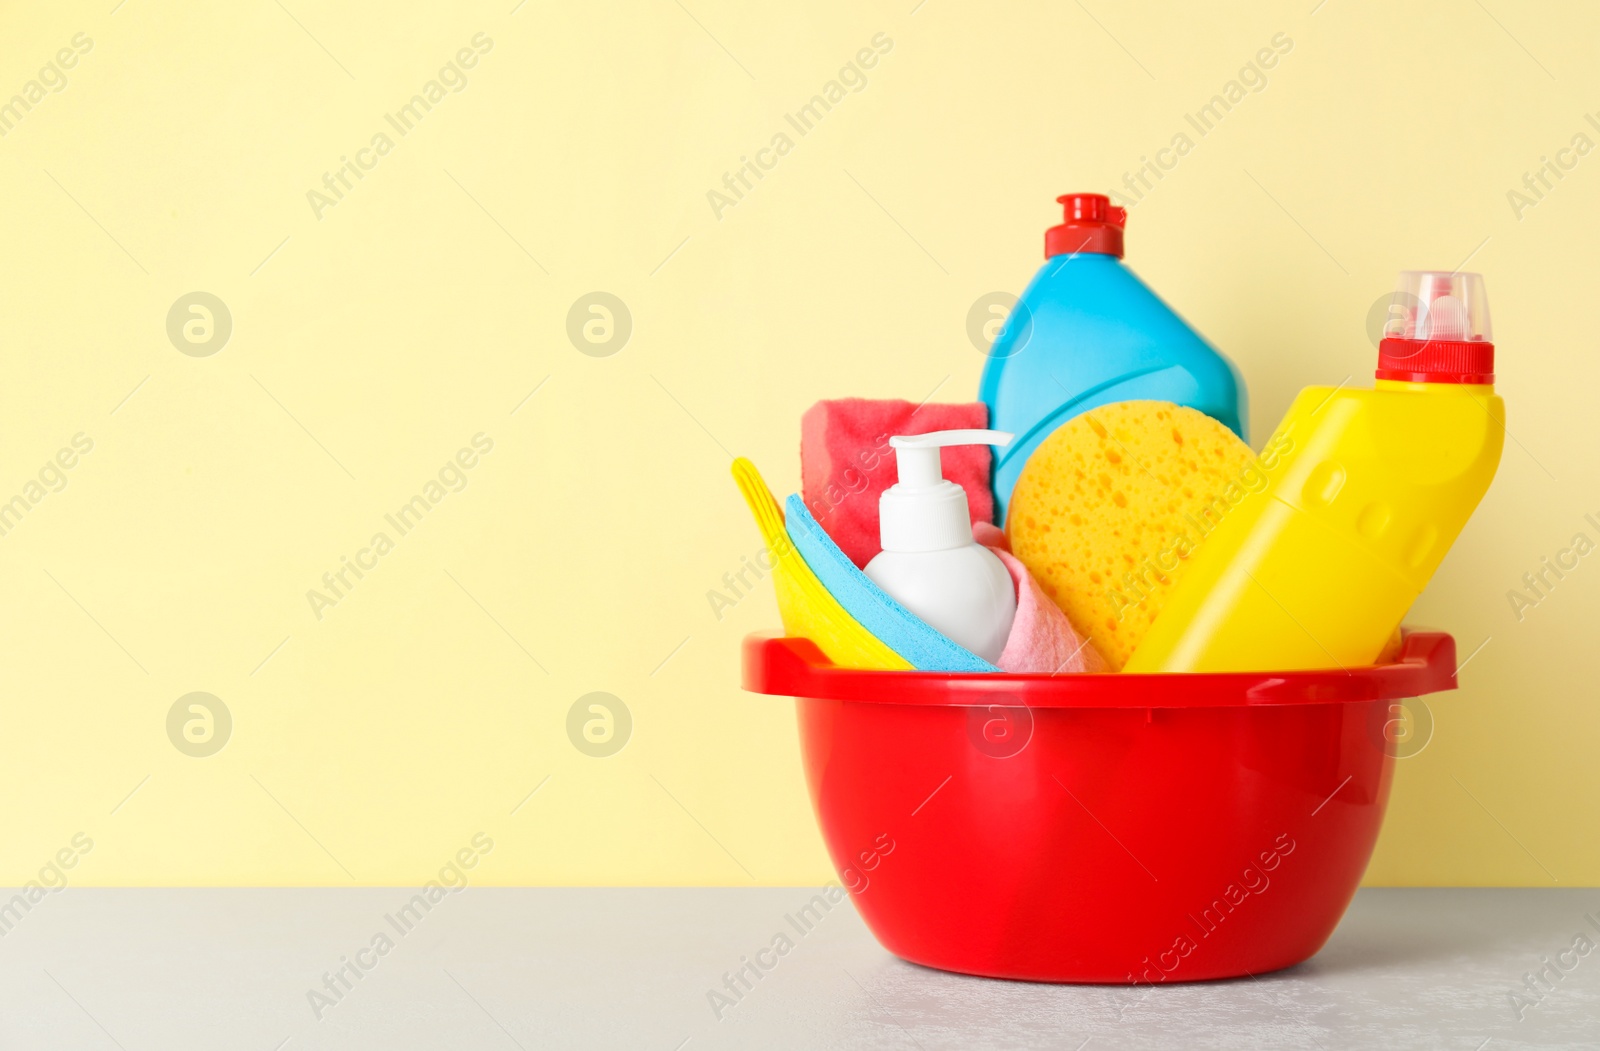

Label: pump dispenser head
[880,430,1013,553]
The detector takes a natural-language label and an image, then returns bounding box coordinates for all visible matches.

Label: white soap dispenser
[863,429,1017,663]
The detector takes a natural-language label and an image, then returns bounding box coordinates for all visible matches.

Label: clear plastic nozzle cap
[1383,271,1492,343]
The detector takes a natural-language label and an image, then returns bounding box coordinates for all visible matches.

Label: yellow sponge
[1006,401,1256,670]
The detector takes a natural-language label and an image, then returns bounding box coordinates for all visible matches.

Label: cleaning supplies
[731,458,912,671]
[786,494,996,672]
[1006,401,1257,670]
[801,398,994,567]
[863,430,1017,663]
[1125,271,1504,673]
[979,193,1247,523]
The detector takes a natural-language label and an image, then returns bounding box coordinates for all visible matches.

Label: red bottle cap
[1374,271,1495,384]
[1376,338,1495,385]
[1045,193,1127,259]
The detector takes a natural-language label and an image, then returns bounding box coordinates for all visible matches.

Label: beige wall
[0,0,1591,885]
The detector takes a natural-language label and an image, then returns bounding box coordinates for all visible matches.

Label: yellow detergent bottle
[1125,271,1504,673]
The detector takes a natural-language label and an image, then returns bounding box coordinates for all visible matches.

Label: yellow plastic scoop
[731,458,910,671]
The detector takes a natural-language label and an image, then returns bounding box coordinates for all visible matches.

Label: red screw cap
[1376,338,1495,385]
[1045,193,1127,259]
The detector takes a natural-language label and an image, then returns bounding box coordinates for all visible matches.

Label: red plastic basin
[742,631,1458,984]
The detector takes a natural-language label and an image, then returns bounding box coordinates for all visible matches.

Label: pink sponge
[801,398,994,568]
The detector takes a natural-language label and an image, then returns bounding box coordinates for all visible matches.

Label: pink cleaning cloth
[975,522,1108,674]
[801,398,993,568]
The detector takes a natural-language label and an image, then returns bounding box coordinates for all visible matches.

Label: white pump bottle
[863,430,1017,663]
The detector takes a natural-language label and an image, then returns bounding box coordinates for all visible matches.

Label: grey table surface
[0,887,1594,1049]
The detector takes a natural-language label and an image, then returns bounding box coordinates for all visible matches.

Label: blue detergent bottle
[980,193,1247,523]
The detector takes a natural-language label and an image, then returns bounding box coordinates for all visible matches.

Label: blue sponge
[784,494,997,673]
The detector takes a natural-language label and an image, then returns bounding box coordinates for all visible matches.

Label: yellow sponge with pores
[1006,401,1256,671]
